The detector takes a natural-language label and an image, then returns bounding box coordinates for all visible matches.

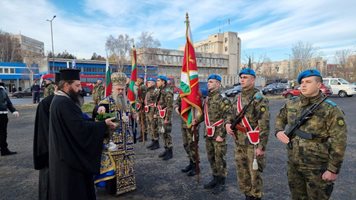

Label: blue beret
[147,77,156,82]
[138,75,144,79]
[208,74,222,82]
[157,75,168,82]
[239,68,256,77]
[297,69,322,84]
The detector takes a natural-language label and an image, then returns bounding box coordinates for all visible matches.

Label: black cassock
[33,94,54,200]
[49,95,107,200]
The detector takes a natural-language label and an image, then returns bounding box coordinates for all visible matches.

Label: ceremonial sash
[237,94,260,145]
[204,98,224,137]
[157,105,167,118]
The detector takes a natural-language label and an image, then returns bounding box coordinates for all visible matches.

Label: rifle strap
[237,94,260,132]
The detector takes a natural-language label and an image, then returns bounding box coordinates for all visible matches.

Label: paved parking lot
[0,96,355,200]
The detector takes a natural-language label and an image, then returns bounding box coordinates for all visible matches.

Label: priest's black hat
[55,72,61,84]
[60,69,80,81]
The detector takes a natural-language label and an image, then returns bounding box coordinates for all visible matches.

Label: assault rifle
[285,96,327,149]
[231,97,254,132]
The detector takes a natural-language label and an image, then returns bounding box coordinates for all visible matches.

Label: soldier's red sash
[157,105,167,118]
[136,103,141,111]
[204,97,224,137]
[144,106,149,113]
[237,94,260,144]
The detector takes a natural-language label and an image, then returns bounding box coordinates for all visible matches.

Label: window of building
[4,68,9,73]
[225,37,228,43]
[225,47,228,52]
[0,68,3,73]
[10,68,15,73]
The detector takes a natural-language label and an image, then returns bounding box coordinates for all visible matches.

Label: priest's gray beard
[112,91,128,111]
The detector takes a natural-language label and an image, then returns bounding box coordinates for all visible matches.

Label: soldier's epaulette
[253,92,263,101]
[325,99,337,107]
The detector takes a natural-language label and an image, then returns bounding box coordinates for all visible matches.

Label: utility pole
[47,15,56,73]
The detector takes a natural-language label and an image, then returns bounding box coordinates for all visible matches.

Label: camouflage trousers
[181,125,199,164]
[205,138,227,177]
[157,118,173,148]
[235,145,266,198]
[288,162,334,200]
[146,112,158,141]
[138,111,147,138]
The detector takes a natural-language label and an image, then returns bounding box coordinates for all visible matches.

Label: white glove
[13,111,19,118]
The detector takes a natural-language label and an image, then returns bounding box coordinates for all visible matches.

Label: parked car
[323,77,356,97]
[262,83,288,95]
[81,86,92,96]
[282,83,332,98]
[224,85,242,97]
[11,87,43,98]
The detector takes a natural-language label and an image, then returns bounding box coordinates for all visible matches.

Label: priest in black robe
[49,69,117,200]
[33,72,60,200]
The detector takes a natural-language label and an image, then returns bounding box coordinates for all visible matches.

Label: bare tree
[243,53,270,75]
[0,31,22,62]
[291,41,319,76]
[105,34,133,71]
[335,49,352,79]
[136,32,161,49]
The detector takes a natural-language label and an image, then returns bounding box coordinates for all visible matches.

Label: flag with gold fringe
[179,13,202,128]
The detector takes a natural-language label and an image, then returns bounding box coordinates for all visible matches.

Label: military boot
[146,140,155,149]
[187,163,197,176]
[212,176,225,195]
[158,148,168,158]
[150,140,160,150]
[162,147,173,160]
[181,160,193,173]
[204,176,218,189]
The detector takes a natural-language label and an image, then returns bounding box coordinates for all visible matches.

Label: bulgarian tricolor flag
[127,47,137,109]
[104,56,112,97]
[179,13,203,128]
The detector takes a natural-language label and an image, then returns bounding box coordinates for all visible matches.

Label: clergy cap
[60,69,80,81]
[55,72,61,84]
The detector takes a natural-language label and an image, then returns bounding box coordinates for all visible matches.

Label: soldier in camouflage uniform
[226,68,269,200]
[92,79,104,105]
[43,79,55,98]
[275,69,347,200]
[136,75,147,142]
[196,74,231,195]
[155,75,174,160]
[175,95,201,176]
[145,77,160,150]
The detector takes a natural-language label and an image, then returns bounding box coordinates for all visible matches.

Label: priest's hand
[105,117,117,130]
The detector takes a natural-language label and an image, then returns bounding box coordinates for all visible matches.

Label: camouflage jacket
[174,95,203,128]
[144,86,158,115]
[136,83,147,109]
[93,85,104,101]
[275,92,347,174]
[202,89,232,139]
[44,83,55,98]
[156,85,174,122]
[226,88,270,150]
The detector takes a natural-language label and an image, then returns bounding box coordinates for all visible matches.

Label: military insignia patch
[337,118,345,126]
[260,106,266,112]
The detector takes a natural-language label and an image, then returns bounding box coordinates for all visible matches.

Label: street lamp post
[47,15,56,73]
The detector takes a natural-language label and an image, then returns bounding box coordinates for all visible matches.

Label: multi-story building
[137,31,241,86]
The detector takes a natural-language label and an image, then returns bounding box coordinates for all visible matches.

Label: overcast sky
[1,0,355,63]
